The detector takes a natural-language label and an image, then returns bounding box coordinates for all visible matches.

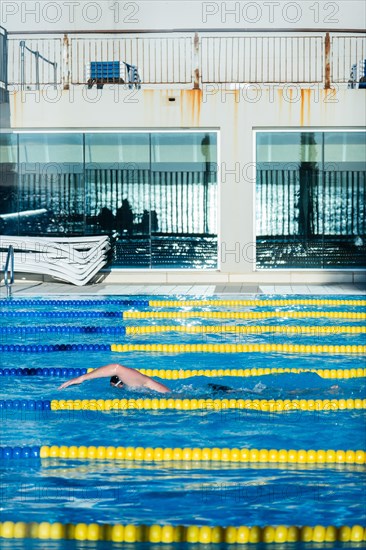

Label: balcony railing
[0,26,8,89]
[6,29,366,89]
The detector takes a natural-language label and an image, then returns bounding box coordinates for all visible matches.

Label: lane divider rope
[111,343,366,354]
[0,521,364,543]
[123,311,366,319]
[2,298,364,307]
[4,325,364,336]
[1,343,365,354]
[0,299,148,306]
[1,445,364,465]
[38,446,366,465]
[149,299,366,307]
[48,398,366,412]
[0,326,126,335]
[126,324,366,335]
[0,344,109,353]
[0,311,120,319]
[2,398,365,412]
[0,367,88,377]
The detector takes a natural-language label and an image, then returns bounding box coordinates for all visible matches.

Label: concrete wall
[2,1,365,283]
[6,85,366,283]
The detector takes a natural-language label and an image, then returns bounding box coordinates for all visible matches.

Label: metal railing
[71,35,192,85]
[3,245,14,298]
[331,35,366,83]
[6,30,366,88]
[0,26,7,88]
[19,40,58,90]
[201,33,324,83]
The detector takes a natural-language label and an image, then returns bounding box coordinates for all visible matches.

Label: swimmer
[58,363,171,394]
[207,383,233,394]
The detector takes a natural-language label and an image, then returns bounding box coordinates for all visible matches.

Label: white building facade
[0,1,365,284]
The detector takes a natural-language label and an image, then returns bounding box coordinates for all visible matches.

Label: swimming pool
[0,295,365,549]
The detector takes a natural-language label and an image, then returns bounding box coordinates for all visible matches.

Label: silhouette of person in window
[97,207,115,232]
[141,209,159,234]
[116,199,134,236]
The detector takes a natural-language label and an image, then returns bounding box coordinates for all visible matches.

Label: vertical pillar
[193,33,201,89]
[324,32,331,89]
[62,34,70,90]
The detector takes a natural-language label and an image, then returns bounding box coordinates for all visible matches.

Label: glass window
[17,133,84,235]
[85,133,149,167]
[85,133,151,268]
[150,132,217,268]
[0,133,18,234]
[19,133,83,164]
[324,132,366,167]
[1,131,218,269]
[256,131,366,269]
[256,132,322,167]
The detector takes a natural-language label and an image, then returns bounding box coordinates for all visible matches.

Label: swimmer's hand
[58,375,85,390]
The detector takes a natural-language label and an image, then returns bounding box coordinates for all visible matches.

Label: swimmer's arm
[58,364,171,393]
[58,363,121,390]
[143,377,171,394]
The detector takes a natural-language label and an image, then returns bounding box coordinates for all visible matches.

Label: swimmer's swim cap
[208,383,232,393]
[110,375,124,388]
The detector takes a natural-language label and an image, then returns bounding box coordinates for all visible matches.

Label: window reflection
[16,133,84,236]
[256,131,366,268]
[1,132,218,269]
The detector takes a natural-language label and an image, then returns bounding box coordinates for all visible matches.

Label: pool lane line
[0,326,126,335]
[1,367,365,379]
[0,522,364,544]
[0,299,148,307]
[1,312,365,320]
[126,325,366,334]
[149,298,366,307]
[0,343,365,354]
[46,397,365,412]
[0,367,88,377]
[1,397,365,412]
[0,343,109,353]
[0,311,121,318]
[1,299,364,308]
[2,325,364,335]
[111,343,366,354]
[1,445,365,465]
[124,311,366,319]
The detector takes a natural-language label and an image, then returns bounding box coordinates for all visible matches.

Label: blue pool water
[0,295,365,549]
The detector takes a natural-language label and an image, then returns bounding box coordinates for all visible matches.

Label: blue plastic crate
[90,61,120,79]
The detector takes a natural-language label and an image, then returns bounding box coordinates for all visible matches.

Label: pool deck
[1,281,365,297]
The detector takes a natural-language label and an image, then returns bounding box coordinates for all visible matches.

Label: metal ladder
[4,245,14,298]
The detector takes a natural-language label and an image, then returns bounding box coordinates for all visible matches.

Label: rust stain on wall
[180,89,202,126]
[306,89,311,126]
[324,33,331,90]
[300,89,312,126]
[300,89,305,126]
